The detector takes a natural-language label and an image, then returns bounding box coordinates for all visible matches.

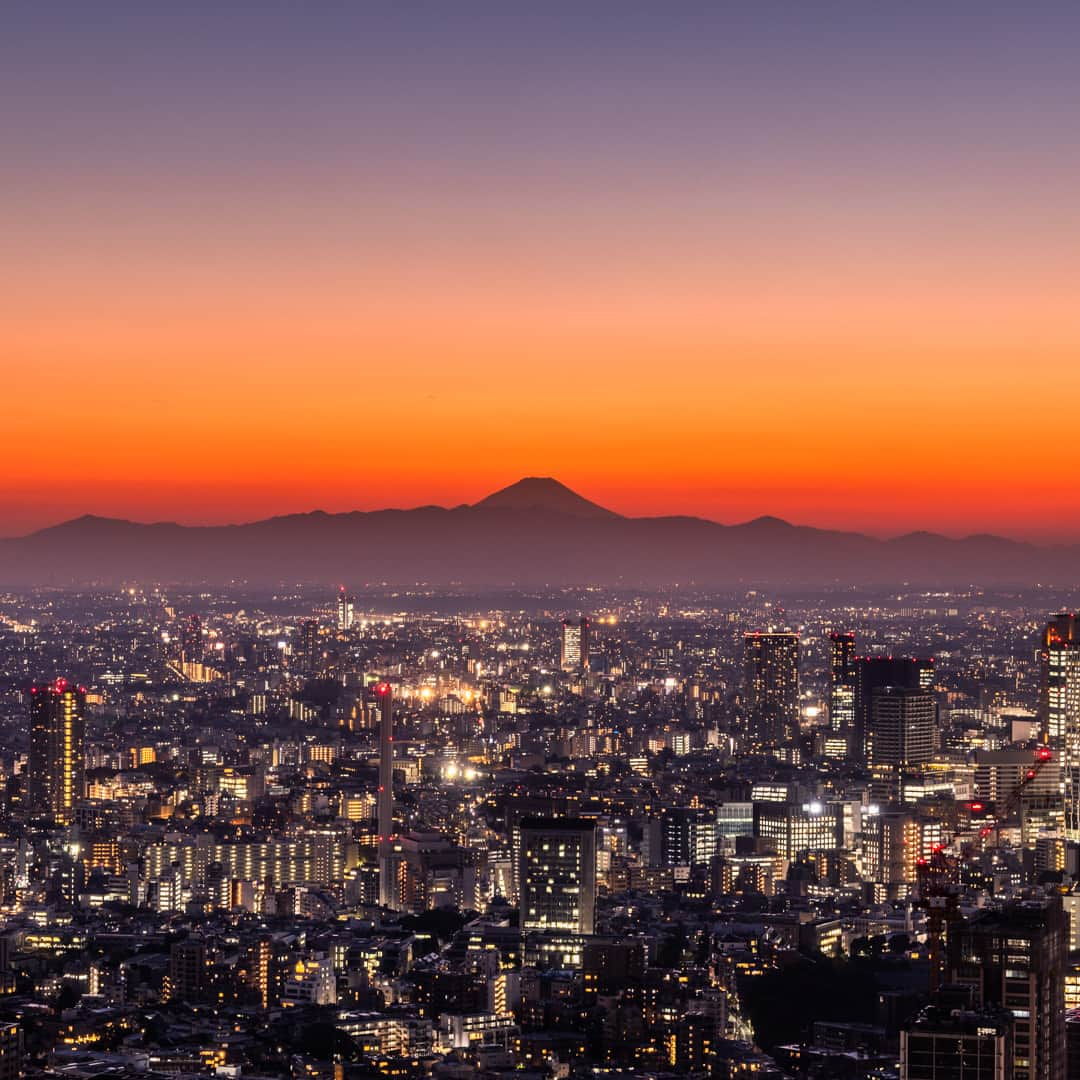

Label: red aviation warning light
[376,682,391,696]
[1037,747,1053,762]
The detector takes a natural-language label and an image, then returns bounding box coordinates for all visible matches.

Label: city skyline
[6,3,1080,539]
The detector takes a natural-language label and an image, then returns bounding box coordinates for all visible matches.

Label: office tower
[1041,613,1080,839]
[374,682,397,908]
[869,687,936,768]
[28,678,85,824]
[743,631,800,749]
[853,656,935,762]
[753,800,842,860]
[298,618,319,672]
[560,617,590,673]
[661,806,718,868]
[900,1006,1013,1080]
[337,587,355,631]
[180,614,203,662]
[947,896,1067,1080]
[520,817,597,935]
[829,632,857,736]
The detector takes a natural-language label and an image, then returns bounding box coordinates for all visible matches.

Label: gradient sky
[4,2,1079,539]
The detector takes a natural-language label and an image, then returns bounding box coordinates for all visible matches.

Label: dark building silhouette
[946,896,1066,1080]
[180,613,203,662]
[853,655,934,761]
[900,1005,1013,1079]
[869,686,936,768]
[743,631,799,749]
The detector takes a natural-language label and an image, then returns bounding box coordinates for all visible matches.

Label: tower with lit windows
[373,682,399,908]
[743,631,799,749]
[520,817,596,935]
[337,587,355,631]
[28,678,85,824]
[1041,612,1080,839]
[560,617,590,673]
[828,632,856,736]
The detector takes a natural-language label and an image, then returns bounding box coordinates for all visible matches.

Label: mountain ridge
[0,478,1075,587]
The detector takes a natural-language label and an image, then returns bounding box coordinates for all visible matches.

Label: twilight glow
[4,2,1079,539]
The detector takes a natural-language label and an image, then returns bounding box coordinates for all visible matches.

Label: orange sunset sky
[4,3,1079,539]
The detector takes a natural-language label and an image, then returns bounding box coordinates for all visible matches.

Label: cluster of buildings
[0,586,1078,1079]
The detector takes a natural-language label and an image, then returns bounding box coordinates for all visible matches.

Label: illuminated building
[853,655,935,762]
[742,631,799,749]
[374,681,398,908]
[753,800,842,860]
[900,1006,1012,1080]
[947,896,1066,1080]
[520,817,596,935]
[1041,612,1080,838]
[560,617,590,673]
[829,631,856,739]
[180,614,202,662]
[283,956,336,1006]
[242,936,272,1008]
[0,1024,23,1080]
[28,678,85,824]
[337,587,355,630]
[298,617,319,671]
[868,687,936,768]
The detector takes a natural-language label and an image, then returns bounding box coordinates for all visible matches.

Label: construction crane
[914,745,1053,994]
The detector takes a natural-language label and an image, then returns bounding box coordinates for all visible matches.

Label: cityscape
[0,572,1079,1079]
[6,4,1080,1080]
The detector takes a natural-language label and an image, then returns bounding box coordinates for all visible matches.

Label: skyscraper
[1040,612,1080,838]
[853,655,935,762]
[28,678,85,824]
[520,817,597,935]
[947,896,1066,1080]
[180,614,203,663]
[743,632,799,750]
[828,632,856,737]
[337,587,355,631]
[560,617,590,673]
[374,682,397,908]
[868,686,936,768]
[298,618,319,672]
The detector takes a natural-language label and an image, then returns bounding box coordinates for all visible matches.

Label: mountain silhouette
[473,477,620,519]
[0,479,1075,587]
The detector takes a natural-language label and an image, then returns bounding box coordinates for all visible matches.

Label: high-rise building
[829,632,857,737]
[298,618,319,672]
[900,1006,1013,1080]
[337,587,355,631]
[753,800,842,860]
[180,614,203,663]
[374,682,398,908]
[1041,613,1080,839]
[869,687,936,768]
[853,656,935,762]
[947,896,1067,1080]
[28,679,85,824]
[560,617,590,673]
[520,817,596,935]
[661,807,718,868]
[743,632,800,749]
